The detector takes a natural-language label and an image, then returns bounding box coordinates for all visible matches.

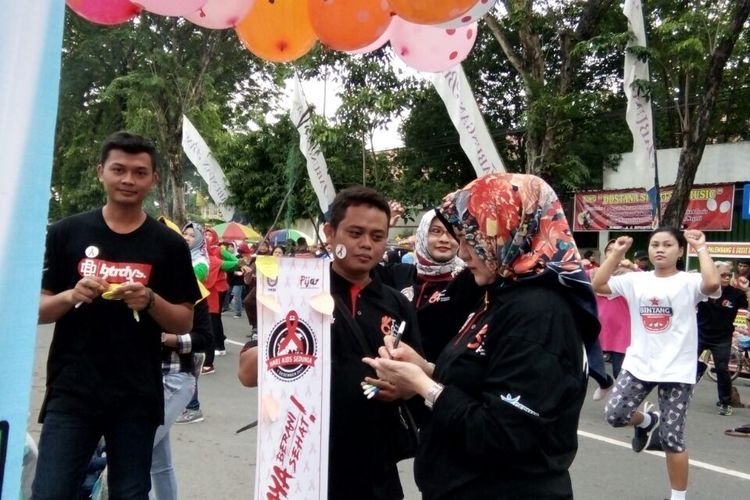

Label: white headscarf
[415,209,462,279]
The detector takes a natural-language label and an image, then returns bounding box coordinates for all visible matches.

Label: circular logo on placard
[85,246,99,258]
[266,310,318,382]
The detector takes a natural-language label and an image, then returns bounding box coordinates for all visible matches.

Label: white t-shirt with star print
[608,271,720,383]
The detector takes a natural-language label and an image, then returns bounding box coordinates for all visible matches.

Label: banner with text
[290,78,336,215]
[623,0,660,223]
[573,184,735,231]
[255,257,331,500]
[182,115,235,221]
[686,242,750,259]
[433,65,505,177]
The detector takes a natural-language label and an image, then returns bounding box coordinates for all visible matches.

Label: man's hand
[389,201,405,227]
[111,282,153,312]
[70,276,109,305]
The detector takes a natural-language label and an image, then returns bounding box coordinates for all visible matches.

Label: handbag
[332,295,420,461]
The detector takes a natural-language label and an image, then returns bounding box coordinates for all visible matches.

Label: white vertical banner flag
[0,2,65,499]
[623,0,659,217]
[432,64,505,177]
[290,77,336,215]
[181,115,235,221]
[254,257,331,500]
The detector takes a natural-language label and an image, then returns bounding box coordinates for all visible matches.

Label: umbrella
[213,222,261,241]
[267,229,314,246]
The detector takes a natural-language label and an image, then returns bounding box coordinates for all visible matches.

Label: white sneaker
[592,384,613,401]
[215,349,227,357]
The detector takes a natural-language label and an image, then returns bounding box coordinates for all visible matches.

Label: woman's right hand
[380,336,432,376]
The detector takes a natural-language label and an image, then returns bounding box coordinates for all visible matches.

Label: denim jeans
[231,285,244,316]
[151,372,195,500]
[32,410,157,500]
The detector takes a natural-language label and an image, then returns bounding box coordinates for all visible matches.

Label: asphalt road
[27,314,750,499]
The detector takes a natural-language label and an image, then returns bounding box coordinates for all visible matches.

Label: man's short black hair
[100,131,158,172]
[328,186,390,230]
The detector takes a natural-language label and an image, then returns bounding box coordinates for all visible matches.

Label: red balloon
[66,0,141,25]
[235,0,317,63]
[307,0,392,52]
[387,0,477,25]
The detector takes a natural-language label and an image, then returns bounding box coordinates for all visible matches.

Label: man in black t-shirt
[34,132,200,499]
[697,261,749,415]
[238,187,422,500]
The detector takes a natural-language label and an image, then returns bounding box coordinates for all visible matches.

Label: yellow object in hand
[101,283,123,300]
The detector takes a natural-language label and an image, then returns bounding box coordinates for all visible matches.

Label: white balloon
[438,0,498,28]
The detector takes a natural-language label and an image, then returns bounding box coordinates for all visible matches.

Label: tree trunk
[168,151,186,226]
[487,0,616,176]
[661,0,750,227]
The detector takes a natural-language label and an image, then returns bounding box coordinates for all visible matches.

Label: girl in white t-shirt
[591,227,720,500]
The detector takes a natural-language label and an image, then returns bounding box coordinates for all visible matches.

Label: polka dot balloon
[439,0,498,28]
[185,0,255,29]
[134,0,207,17]
[389,16,478,73]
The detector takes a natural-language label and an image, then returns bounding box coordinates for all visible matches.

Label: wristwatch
[424,383,445,410]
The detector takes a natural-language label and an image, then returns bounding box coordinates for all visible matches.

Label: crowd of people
[29,131,750,500]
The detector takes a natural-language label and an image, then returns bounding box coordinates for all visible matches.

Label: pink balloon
[439,0,497,28]
[345,18,394,55]
[185,0,255,29]
[389,17,477,73]
[133,0,207,17]
[66,0,141,25]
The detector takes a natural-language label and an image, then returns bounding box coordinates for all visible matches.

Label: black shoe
[632,409,660,453]
[645,421,663,451]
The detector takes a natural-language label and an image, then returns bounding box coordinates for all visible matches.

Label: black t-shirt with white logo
[41,209,200,423]
[697,285,748,342]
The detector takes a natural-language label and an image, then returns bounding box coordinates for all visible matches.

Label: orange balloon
[387,0,477,25]
[235,0,317,63]
[307,0,392,52]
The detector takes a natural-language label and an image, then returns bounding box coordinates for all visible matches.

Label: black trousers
[697,337,732,405]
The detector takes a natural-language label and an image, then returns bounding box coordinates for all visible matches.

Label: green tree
[52,11,273,224]
[641,0,750,226]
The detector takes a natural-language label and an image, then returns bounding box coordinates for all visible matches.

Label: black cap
[634,250,648,260]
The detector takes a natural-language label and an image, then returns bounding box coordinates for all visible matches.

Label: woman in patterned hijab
[364,173,599,499]
[439,172,599,340]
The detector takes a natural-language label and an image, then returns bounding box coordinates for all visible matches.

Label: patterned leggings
[603,370,692,453]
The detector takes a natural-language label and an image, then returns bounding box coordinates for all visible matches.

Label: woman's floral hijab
[442,173,599,341]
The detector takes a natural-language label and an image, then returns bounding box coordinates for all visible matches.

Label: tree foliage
[52,10,272,224]
[52,2,750,231]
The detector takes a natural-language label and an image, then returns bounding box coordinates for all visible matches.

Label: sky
[273,54,428,152]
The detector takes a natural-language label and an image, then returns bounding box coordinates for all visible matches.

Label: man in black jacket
[239,187,422,499]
